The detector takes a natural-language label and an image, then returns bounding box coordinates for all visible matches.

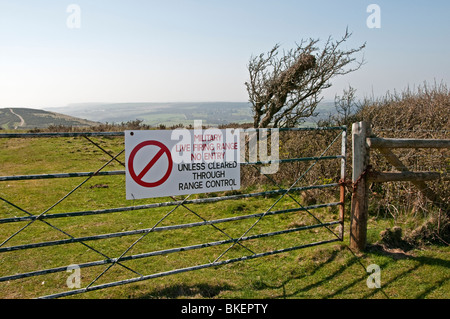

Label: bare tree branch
[246,30,366,128]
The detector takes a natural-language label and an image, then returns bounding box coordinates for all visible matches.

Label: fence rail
[367,137,450,149]
[350,121,450,251]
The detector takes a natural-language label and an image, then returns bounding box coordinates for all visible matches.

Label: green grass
[0,134,449,299]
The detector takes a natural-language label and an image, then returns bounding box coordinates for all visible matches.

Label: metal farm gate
[0,126,347,299]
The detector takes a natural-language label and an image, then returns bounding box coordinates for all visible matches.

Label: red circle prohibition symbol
[128,140,173,187]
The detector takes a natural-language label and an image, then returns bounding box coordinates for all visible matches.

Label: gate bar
[0,132,125,138]
[0,220,340,283]
[0,170,125,181]
[39,238,341,299]
[0,183,339,224]
[0,202,341,253]
[0,126,347,139]
[0,156,343,182]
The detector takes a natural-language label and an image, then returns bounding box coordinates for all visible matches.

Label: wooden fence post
[350,121,371,251]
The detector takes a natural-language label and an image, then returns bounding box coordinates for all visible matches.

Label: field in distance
[47,101,335,127]
[47,102,254,127]
[1,102,336,130]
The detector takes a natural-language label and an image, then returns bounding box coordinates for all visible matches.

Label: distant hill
[47,102,254,127]
[0,102,337,130]
[0,108,99,130]
[46,101,336,127]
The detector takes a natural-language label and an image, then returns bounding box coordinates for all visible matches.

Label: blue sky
[0,0,449,108]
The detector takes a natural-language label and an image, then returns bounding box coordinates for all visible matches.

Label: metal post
[339,127,347,240]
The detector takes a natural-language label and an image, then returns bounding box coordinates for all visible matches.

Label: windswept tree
[246,29,365,128]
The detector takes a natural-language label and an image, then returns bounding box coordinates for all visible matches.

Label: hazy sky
[1,0,449,108]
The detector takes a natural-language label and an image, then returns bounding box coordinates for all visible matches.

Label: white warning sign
[125,127,240,199]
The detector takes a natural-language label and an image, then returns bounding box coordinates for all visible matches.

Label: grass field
[0,133,449,299]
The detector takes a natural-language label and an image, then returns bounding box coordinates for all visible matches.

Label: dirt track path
[9,108,26,129]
